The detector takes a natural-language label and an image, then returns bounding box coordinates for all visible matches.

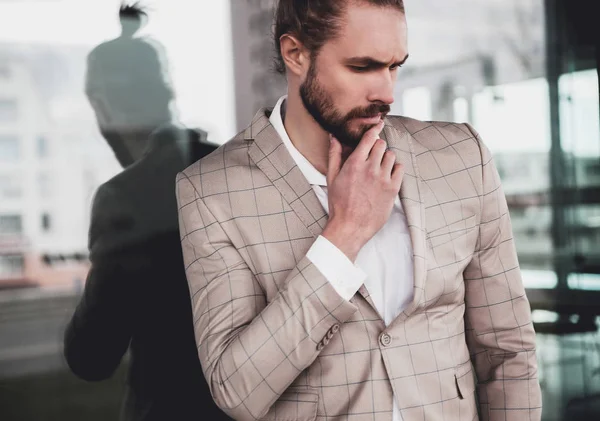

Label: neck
[283,88,331,176]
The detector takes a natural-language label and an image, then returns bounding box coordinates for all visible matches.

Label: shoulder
[88,180,136,255]
[176,130,250,199]
[386,115,487,165]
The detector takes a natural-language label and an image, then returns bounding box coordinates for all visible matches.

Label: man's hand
[322,120,404,261]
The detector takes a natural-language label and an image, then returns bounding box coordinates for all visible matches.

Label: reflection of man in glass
[176,1,542,420]
[63,4,231,421]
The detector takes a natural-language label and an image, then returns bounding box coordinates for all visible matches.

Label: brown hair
[273,0,405,74]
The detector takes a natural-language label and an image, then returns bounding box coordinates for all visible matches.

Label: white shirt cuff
[306,235,366,301]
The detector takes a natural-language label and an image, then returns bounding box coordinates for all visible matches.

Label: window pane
[0,99,17,122]
[0,214,22,234]
[41,213,52,232]
[0,135,19,161]
[0,173,22,198]
[0,254,24,277]
[37,136,49,158]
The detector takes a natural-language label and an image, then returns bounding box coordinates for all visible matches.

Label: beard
[299,60,390,148]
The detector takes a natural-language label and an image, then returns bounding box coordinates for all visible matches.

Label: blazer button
[379,333,392,347]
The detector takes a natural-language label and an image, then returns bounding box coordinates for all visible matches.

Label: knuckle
[347,160,360,173]
[362,132,375,142]
[364,137,377,148]
[382,184,394,195]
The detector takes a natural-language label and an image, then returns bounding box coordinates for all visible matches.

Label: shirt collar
[269,95,327,187]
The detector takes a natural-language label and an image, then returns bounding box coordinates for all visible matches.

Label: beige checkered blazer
[176,109,542,421]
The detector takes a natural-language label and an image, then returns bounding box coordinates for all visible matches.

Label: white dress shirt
[269,96,414,421]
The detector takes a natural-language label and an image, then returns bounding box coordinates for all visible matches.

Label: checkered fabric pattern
[176,109,541,421]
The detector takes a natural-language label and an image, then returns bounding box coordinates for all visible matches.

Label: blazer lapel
[246,108,327,237]
[245,108,380,311]
[380,120,427,324]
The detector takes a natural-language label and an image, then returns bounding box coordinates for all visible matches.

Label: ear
[279,34,309,77]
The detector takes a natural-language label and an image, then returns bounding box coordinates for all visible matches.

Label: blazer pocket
[454,363,476,399]
[262,388,319,421]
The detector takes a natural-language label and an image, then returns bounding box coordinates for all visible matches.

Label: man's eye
[350,66,369,72]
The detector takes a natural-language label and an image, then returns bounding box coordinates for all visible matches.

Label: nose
[367,70,396,106]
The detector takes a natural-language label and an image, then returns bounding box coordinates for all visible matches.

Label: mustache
[346,103,391,120]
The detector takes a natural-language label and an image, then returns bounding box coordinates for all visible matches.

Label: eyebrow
[345,53,410,67]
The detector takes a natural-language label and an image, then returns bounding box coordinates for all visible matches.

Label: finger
[327,135,342,186]
[352,120,385,160]
[391,162,404,191]
[381,149,396,176]
[367,139,388,166]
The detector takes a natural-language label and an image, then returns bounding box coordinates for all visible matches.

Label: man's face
[299,3,408,148]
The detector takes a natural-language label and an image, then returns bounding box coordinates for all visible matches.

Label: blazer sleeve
[462,123,542,421]
[176,171,358,421]
[63,185,134,381]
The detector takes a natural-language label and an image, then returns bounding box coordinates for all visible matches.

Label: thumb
[327,135,342,186]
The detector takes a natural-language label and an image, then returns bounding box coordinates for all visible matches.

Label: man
[64,4,231,421]
[175,1,542,420]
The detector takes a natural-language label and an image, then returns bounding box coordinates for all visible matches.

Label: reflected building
[0,43,120,289]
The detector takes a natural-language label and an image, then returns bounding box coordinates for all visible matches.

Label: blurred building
[0,43,120,289]
[228,0,545,129]
[230,0,286,131]
[392,0,546,118]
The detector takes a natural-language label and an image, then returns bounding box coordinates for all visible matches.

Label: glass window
[0,173,22,199]
[559,69,600,161]
[557,70,600,292]
[41,212,52,232]
[0,254,24,278]
[0,214,23,234]
[0,135,19,161]
[0,99,18,122]
[37,135,49,158]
